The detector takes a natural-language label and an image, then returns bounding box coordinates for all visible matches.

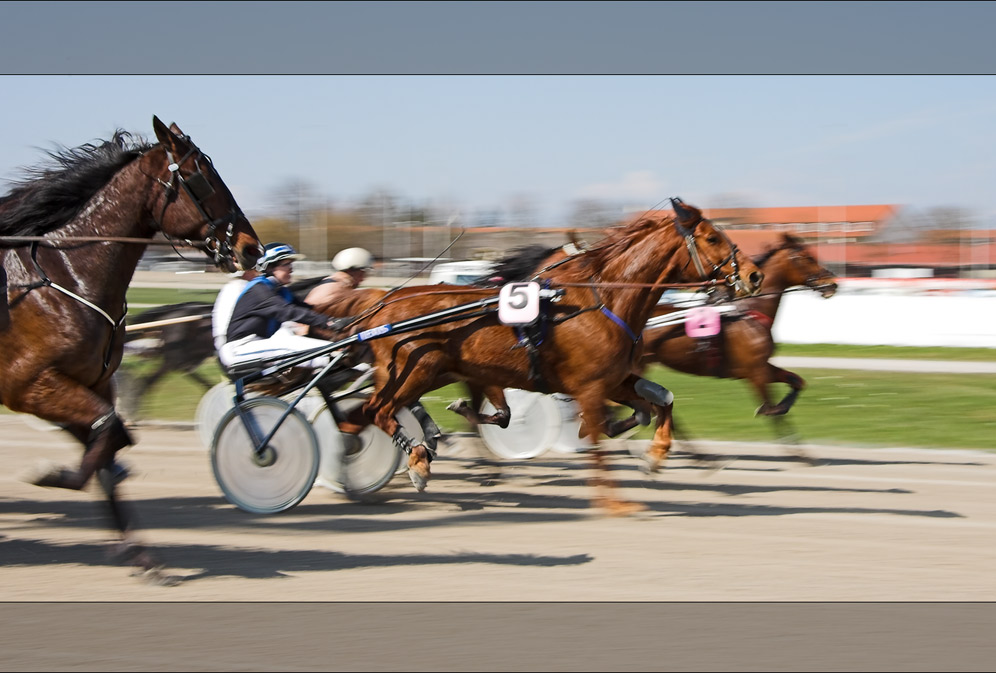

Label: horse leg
[19,373,130,492]
[632,378,675,473]
[574,390,647,516]
[351,368,438,493]
[764,365,806,416]
[446,384,506,484]
[185,368,216,392]
[446,384,510,428]
[125,360,172,418]
[18,373,168,578]
[578,375,674,473]
[604,399,652,438]
[749,366,818,464]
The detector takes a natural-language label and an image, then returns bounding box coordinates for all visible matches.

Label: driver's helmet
[332,247,375,272]
[256,242,305,274]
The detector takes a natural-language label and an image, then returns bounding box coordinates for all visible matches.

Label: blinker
[185,172,215,200]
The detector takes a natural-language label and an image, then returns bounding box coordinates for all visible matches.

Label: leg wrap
[392,427,417,455]
[408,402,441,456]
[634,378,674,407]
[88,411,133,448]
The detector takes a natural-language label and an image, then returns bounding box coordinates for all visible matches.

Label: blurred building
[639,205,996,279]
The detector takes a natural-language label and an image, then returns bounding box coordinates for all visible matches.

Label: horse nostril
[749,271,764,288]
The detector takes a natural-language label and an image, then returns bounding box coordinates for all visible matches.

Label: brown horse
[640,232,838,417]
[0,117,262,577]
[339,198,764,513]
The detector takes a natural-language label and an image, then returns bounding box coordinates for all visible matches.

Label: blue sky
[0,75,994,226]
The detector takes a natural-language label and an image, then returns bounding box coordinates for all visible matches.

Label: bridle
[784,247,837,293]
[675,219,752,295]
[152,142,243,268]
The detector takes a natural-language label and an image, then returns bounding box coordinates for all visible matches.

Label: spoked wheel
[211,397,320,514]
[310,397,410,496]
[196,382,324,450]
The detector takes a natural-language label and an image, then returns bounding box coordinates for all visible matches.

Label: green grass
[634,365,996,451]
[127,287,219,312]
[417,365,996,451]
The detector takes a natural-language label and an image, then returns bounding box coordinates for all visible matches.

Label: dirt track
[2,415,995,602]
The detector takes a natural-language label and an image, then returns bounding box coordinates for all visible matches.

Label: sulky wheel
[211,397,319,514]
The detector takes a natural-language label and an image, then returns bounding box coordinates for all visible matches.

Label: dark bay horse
[0,117,262,576]
[639,232,838,417]
[119,301,217,418]
[339,198,764,514]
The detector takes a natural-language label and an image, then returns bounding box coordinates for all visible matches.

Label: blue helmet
[256,242,304,273]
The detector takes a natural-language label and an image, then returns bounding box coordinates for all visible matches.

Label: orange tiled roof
[636,205,899,225]
[702,205,900,225]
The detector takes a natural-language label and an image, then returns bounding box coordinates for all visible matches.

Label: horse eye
[706,235,719,244]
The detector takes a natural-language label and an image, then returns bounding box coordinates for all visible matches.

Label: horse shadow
[0,533,592,583]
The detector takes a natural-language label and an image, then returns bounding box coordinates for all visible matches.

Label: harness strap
[745,309,774,330]
[28,243,126,374]
[600,305,640,343]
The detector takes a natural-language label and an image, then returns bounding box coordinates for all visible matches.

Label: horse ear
[670,197,701,229]
[152,116,172,145]
[152,116,192,156]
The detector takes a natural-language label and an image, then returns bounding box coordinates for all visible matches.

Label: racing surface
[2,416,994,602]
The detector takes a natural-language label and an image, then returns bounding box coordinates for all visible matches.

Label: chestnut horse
[339,198,764,513]
[640,232,838,416]
[0,117,262,577]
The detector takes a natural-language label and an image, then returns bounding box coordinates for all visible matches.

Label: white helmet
[332,247,374,272]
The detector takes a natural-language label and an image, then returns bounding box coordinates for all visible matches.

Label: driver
[304,246,375,309]
[219,242,350,371]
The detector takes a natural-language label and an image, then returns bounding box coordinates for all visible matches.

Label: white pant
[219,326,332,371]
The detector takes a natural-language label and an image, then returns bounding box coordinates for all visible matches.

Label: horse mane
[472,214,681,285]
[579,213,676,276]
[473,244,560,285]
[0,130,154,242]
[752,232,805,267]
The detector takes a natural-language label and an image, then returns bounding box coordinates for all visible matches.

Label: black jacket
[227,276,332,342]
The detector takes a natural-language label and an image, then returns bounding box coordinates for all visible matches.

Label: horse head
[777,233,838,298]
[669,197,764,298]
[140,116,262,273]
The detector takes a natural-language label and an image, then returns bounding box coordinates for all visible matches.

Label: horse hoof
[130,565,180,587]
[597,498,648,517]
[641,453,664,474]
[20,462,70,488]
[408,445,431,492]
[445,399,465,413]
